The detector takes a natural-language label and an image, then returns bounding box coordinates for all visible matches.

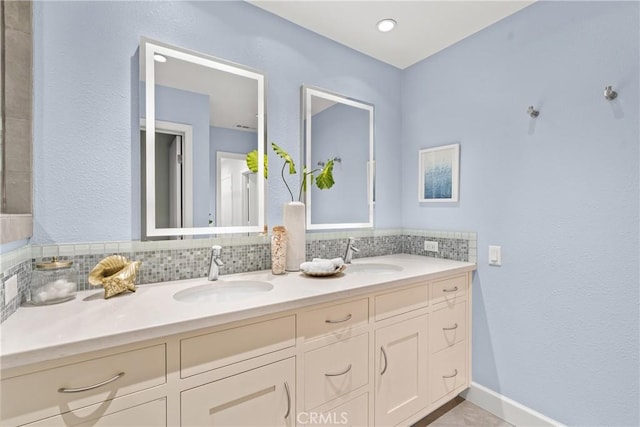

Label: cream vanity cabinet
[1,269,471,427]
[0,314,298,427]
[0,343,168,426]
[372,273,470,426]
[296,298,371,426]
[294,270,471,427]
[181,358,296,426]
[178,315,297,426]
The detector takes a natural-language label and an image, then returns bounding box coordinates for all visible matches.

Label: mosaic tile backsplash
[0,229,476,322]
[0,258,31,322]
[307,234,403,260]
[68,244,272,291]
[403,235,469,261]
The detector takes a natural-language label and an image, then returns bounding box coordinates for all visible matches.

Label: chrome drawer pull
[58,372,125,393]
[325,364,352,377]
[442,286,459,293]
[325,314,352,324]
[380,347,388,376]
[442,369,458,379]
[284,381,291,419]
[443,323,458,331]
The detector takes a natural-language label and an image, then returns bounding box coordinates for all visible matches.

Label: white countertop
[0,255,475,370]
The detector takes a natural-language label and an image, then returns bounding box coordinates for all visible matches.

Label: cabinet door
[181,358,295,427]
[374,315,428,427]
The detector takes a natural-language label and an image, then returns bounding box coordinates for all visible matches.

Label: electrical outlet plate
[4,274,18,305]
[424,240,439,252]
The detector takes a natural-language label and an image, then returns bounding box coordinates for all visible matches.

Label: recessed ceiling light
[377,19,397,33]
[153,54,167,63]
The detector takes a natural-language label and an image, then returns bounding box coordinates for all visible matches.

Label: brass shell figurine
[89,255,142,299]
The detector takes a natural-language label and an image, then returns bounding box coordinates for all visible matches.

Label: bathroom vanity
[0,255,474,426]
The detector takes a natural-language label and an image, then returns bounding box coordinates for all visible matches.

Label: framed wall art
[418,143,460,202]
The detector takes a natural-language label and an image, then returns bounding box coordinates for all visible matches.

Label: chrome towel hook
[527,106,540,118]
[604,85,618,100]
[317,157,341,167]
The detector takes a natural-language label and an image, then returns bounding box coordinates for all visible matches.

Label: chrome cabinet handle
[58,372,125,393]
[325,364,352,377]
[284,381,291,419]
[443,323,458,331]
[325,314,352,324]
[380,347,388,375]
[442,286,459,293]
[442,369,458,379]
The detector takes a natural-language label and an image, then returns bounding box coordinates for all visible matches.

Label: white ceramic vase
[283,201,306,271]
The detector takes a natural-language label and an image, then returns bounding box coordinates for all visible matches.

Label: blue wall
[310,103,369,224]
[32,0,401,244]
[402,2,639,425]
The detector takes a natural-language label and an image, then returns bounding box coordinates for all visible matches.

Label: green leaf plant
[246,142,336,202]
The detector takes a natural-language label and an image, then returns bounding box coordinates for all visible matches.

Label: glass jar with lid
[271,225,288,275]
[30,256,78,305]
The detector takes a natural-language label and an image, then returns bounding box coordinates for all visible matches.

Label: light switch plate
[4,274,18,305]
[489,246,502,266]
[424,241,439,252]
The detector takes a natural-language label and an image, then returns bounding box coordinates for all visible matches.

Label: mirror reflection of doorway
[154,132,183,229]
[216,152,258,227]
[141,120,194,239]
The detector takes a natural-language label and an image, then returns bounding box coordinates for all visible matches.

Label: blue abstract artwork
[424,164,452,199]
[419,144,459,202]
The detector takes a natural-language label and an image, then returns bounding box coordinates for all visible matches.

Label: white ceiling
[143,51,259,131]
[248,0,535,69]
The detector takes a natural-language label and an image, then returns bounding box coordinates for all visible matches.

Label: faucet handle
[211,245,222,256]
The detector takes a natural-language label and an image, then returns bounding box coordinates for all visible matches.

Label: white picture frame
[418,143,460,202]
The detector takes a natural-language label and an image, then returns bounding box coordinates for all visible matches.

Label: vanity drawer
[304,333,369,410]
[0,344,166,424]
[181,315,296,378]
[429,300,466,354]
[430,275,467,306]
[374,283,428,321]
[319,393,369,427]
[298,299,368,341]
[429,341,467,403]
[23,397,166,426]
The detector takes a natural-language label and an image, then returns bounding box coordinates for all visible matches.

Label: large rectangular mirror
[302,86,374,230]
[140,39,266,238]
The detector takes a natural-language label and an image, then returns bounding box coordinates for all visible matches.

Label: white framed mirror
[140,38,266,238]
[302,86,374,230]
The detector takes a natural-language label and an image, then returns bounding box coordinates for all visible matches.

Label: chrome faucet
[208,245,224,281]
[343,237,360,264]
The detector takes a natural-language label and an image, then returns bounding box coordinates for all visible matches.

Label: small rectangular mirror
[140,39,266,238]
[302,86,374,230]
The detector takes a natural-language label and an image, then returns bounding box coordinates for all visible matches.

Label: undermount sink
[345,263,403,274]
[173,281,274,303]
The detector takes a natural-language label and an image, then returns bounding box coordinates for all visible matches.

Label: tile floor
[412,397,513,427]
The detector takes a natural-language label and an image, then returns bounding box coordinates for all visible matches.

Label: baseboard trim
[460,382,565,427]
